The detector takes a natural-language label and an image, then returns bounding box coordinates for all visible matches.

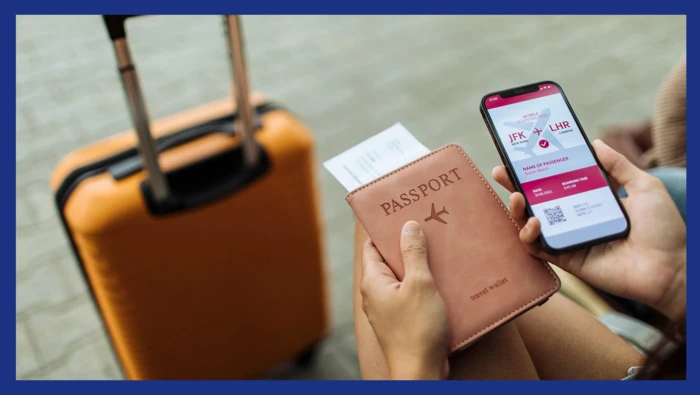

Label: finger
[519,217,541,245]
[519,217,559,264]
[400,221,431,280]
[592,139,647,189]
[492,166,516,193]
[362,239,384,267]
[361,240,397,287]
[508,192,528,228]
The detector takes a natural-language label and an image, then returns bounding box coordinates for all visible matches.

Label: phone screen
[484,83,628,250]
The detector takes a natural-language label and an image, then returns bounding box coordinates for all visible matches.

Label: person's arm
[360,221,450,380]
[657,267,686,325]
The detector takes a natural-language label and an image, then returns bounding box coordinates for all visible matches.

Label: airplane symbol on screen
[503,108,564,157]
[424,203,449,225]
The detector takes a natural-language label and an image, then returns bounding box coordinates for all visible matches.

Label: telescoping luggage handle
[103,15,259,202]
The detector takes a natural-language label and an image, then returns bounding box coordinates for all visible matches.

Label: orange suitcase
[50,16,329,379]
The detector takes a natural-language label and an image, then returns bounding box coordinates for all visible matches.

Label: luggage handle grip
[103,15,139,40]
[102,15,258,202]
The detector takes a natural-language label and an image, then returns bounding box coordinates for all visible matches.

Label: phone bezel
[479,80,631,254]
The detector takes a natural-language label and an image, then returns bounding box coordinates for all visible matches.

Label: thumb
[400,221,431,279]
[592,139,647,190]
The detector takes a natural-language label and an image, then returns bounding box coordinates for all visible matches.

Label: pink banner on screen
[520,165,609,205]
[485,84,560,109]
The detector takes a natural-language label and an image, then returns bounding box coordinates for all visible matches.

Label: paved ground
[16,15,685,379]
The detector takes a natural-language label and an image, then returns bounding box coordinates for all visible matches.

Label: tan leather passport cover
[346,144,560,353]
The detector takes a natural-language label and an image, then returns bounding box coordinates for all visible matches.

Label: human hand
[360,221,450,380]
[492,140,686,323]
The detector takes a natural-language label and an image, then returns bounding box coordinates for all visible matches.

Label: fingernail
[403,221,422,235]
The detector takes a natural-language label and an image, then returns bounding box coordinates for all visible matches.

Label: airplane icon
[424,203,449,225]
[503,108,565,157]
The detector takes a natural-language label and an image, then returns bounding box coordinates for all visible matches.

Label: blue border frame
[8,1,694,14]
[684,6,693,386]
[8,8,18,385]
[8,3,695,392]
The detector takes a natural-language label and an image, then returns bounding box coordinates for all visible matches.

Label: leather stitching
[346,143,560,352]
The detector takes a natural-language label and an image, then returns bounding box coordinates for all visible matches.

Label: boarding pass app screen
[484,84,627,249]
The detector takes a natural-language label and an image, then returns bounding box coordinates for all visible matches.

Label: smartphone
[480,81,629,254]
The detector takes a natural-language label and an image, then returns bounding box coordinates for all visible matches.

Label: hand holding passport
[346,144,560,353]
[360,220,451,379]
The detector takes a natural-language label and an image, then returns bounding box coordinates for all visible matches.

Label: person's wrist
[660,270,686,324]
[388,355,446,380]
[655,254,686,324]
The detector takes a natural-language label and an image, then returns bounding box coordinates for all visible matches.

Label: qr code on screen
[543,206,566,226]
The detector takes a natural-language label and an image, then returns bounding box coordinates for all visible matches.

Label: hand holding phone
[493,140,686,323]
[480,81,629,253]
